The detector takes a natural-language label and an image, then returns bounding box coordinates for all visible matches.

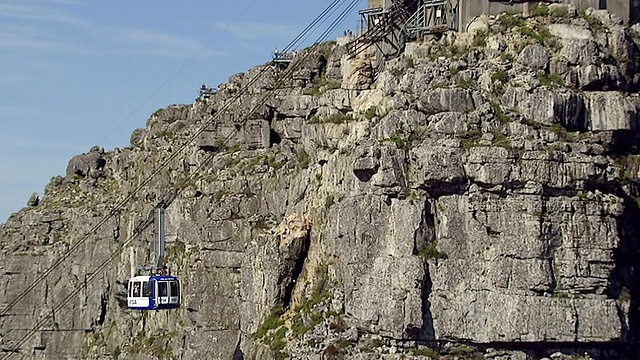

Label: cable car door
[169,281,179,305]
[157,281,169,305]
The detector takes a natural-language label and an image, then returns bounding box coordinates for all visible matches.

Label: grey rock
[576,64,624,90]
[464,147,512,186]
[517,44,550,70]
[352,146,381,182]
[427,112,468,135]
[548,24,599,66]
[130,127,146,146]
[26,192,39,207]
[65,148,106,179]
[410,144,466,195]
[501,87,586,129]
[417,88,475,115]
[584,92,640,130]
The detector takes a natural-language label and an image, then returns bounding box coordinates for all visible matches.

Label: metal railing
[404,0,458,39]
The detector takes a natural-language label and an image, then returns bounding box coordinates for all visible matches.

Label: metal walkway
[348,0,412,58]
[404,0,459,39]
[348,0,460,59]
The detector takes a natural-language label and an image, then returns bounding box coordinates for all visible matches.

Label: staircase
[348,0,412,59]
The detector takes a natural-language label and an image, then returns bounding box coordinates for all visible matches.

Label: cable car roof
[128,274,179,282]
[151,274,179,281]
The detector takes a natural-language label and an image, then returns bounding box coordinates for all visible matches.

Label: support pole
[155,207,165,271]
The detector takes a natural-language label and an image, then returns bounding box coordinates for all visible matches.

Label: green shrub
[618,287,632,301]
[290,314,307,337]
[418,241,448,260]
[530,4,549,17]
[270,327,287,351]
[490,101,510,124]
[460,128,483,150]
[404,56,415,68]
[579,10,605,31]
[337,338,352,350]
[449,44,470,58]
[429,43,470,60]
[310,312,323,326]
[553,292,570,299]
[412,347,440,357]
[297,150,311,170]
[325,194,335,208]
[538,73,565,87]
[363,106,377,120]
[491,69,509,83]
[550,6,570,19]
[304,79,341,96]
[500,52,514,62]
[111,346,121,360]
[493,133,512,149]
[329,317,346,332]
[379,132,409,150]
[492,82,506,96]
[473,29,488,47]
[519,25,557,47]
[447,345,483,360]
[498,13,526,29]
[213,189,226,202]
[254,307,285,339]
[455,77,475,89]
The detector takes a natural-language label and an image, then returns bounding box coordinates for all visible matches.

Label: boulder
[517,43,550,70]
[65,148,106,179]
[417,88,475,115]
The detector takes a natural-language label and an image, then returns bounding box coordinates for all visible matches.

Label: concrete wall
[369,0,391,9]
[458,0,632,31]
[558,0,630,22]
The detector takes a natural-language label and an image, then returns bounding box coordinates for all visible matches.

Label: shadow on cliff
[608,190,640,347]
[419,261,436,344]
[407,199,437,345]
[602,130,640,350]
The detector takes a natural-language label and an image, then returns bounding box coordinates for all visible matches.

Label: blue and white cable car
[127,206,182,310]
[127,274,181,310]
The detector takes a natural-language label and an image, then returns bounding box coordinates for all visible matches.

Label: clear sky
[0,0,364,222]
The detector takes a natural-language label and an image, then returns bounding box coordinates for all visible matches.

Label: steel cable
[1,0,360,357]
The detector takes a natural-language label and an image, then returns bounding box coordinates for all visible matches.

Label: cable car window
[158,282,168,297]
[133,282,141,297]
[170,281,179,297]
[142,281,152,297]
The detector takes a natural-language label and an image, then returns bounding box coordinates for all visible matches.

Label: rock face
[1,6,640,360]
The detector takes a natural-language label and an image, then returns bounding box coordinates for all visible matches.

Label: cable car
[127,206,182,310]
[127,275,181,310]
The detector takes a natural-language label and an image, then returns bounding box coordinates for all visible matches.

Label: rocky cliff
[1,5,640,360]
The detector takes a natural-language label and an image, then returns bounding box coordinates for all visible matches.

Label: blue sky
[0,0,364,222]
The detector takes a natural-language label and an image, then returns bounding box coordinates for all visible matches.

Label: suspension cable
[1,1,360,357]
[96,0,259,146]
[0,0,353,322]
